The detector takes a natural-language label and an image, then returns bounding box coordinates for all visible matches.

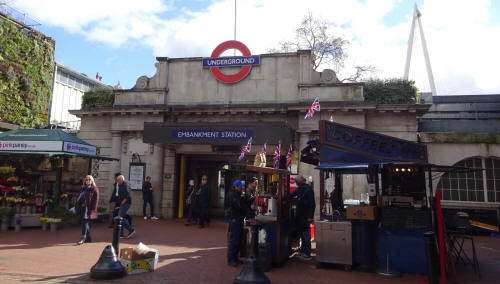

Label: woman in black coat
[76,175,100,245]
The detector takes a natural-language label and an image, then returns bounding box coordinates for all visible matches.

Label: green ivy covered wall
[0,15,55,128]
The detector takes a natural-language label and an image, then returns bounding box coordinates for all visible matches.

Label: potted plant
[48,206,71,232]
[14,214,21,232]
[40,217,49,231]
[46,217,62,232]
[0,207,13,231]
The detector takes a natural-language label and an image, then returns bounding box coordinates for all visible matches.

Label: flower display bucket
[26,205,32,215]
[1,216,8,231]
[41,222,48,231]
[50,222,58,232]
[15,224,21,232]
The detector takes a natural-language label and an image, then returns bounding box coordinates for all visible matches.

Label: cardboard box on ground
[119,242,159,275]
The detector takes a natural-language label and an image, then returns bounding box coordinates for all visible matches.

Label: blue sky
[8,0,500,95]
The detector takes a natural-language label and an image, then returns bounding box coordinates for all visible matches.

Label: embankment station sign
[203,40,260,84]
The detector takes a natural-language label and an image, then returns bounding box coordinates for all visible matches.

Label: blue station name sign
[172,130,253,140]
[202,55,260,68]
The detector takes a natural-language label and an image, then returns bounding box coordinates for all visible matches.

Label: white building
[49,63,111,130]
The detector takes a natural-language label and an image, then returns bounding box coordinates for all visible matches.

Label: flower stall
[0,129,117,230]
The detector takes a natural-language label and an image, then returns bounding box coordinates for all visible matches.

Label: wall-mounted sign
[203,40,260,84]
[319,120,427,162]
[172,130,253,140]
[64,142,97,156]
[0,140,62,151]
[129,163,146,191]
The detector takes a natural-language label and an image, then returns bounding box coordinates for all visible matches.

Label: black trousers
[143,198,154,217]
[198,205,210,226]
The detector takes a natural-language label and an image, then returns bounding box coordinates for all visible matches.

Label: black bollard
[90,245,126,280]
[234,221,270,284]
[424,231,439,284]
[112,216,123,254]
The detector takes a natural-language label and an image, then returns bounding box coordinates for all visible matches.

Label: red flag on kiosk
[286,145,293,168]
[237,137,252,161]
[273,142,281,169]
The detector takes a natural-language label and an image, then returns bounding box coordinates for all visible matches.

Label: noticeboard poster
[129,163,145,191]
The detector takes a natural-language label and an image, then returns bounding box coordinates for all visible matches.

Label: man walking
[142,176,158,220]
[108,172,121,228]
[290,175,315,260]
[226,180,246,267]
[196,175,211,228]
[116,175,136,238]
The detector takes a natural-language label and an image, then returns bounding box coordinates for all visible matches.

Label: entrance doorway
[177,154,249,219]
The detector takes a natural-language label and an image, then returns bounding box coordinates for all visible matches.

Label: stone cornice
[70,103,430,118]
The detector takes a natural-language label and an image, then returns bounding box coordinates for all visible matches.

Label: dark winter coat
[197,183,211,209]
[226,189,246,221]
[78,185,99,220]
[142,181,153,201]
[290,184,315,230]
[116,181,132,205]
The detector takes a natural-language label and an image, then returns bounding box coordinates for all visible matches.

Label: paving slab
[0,218,498,283]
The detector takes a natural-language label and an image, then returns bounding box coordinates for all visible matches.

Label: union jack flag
[286,144,293,168]
[261,143,267,154]
[273,142,281,169]
[304,97,320,119]
[237,137,252,161]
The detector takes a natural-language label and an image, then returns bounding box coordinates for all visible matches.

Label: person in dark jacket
[242,177,258,219]
[290,175,315,260]
[226,180,246,267]
[77,175,100,245]
[196,175,211,228]
[142,176,158,220]
[116,175,135,238]
[108,172,121,228]
[184,179,197,226]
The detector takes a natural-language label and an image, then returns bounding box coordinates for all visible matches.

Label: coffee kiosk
[244,165,293,266]
[312,120,434,274]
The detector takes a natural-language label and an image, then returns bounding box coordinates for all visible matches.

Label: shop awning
[315,162,482,173]
[0,129,118,160]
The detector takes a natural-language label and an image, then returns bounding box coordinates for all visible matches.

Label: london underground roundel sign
[202,40,260,84]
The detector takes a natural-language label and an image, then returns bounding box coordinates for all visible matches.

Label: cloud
[10,0,500,95]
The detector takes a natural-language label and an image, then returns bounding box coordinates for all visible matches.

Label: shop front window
[438,156,500,203]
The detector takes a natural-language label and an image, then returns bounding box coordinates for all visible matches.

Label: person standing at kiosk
[291,175,315,260]
[227,180,246,267]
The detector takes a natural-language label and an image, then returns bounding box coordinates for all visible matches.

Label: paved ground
[0,218,498,283]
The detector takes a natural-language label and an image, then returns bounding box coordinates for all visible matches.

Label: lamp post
[234,220,270,284]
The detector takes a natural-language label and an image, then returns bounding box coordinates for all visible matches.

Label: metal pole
[416,8,438,96]
[234,0,237,41]
[112,216,123,254]
[424,231,439,284]
[404,4,418,79]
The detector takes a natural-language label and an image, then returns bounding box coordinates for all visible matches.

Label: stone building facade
[72,46,428,218]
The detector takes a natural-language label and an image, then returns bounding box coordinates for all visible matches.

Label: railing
[0,3,41,28]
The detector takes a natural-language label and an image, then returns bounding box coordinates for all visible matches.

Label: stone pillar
[152,143,164,217]
[111,131,122,178]
[161,148,176,219]
[297,131,311,175]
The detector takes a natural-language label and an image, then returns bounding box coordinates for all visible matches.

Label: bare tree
[269,13,375,82]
